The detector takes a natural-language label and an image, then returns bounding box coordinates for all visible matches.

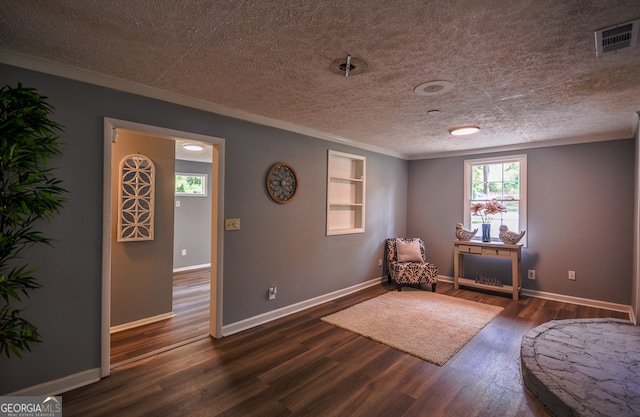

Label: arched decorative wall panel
[117,154,155,242]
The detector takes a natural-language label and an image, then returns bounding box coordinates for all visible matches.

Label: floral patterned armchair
[385,238,438,292]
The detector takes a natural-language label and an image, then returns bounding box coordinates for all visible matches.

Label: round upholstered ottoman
[521,318,640,417]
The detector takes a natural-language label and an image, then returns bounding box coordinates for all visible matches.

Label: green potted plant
[0,83,67,358]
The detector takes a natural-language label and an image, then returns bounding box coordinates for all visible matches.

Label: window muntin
[464,154,527,246]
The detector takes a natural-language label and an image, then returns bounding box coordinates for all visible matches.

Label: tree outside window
[175,173,207,196]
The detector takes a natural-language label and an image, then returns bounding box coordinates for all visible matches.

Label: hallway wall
[110,130,175,326]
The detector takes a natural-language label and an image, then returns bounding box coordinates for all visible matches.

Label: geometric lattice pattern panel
[117,154,155,242]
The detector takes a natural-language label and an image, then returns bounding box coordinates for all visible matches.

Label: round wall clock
[267,162,298,203]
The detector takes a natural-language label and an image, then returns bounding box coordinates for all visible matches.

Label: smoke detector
[595,19,640,56]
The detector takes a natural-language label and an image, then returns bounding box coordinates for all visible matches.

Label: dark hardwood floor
[67,281,629,417]
[110,268,210,366]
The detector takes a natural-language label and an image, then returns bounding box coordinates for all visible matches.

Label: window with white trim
[175,173,207,196]
[464,154,527,246]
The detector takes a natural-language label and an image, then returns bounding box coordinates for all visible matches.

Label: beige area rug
[321,291,504,366]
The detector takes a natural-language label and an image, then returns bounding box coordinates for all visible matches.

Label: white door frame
[101,118,225,377]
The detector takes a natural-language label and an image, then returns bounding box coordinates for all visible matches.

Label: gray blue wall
[223,133,407,323]
[0,64,407,394]
[1,62,634,395]
[174,160,212,270]
[407,140,635,305]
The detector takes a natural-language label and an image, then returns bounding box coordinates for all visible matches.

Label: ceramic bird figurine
[455,223,477,241]
[499,225,525,244]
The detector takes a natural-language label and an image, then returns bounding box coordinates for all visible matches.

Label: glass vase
[482,223,491,242]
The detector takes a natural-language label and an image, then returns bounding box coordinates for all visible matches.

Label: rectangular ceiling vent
[595,19,640,56]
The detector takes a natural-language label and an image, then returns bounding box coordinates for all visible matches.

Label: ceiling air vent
[595,19,640,56]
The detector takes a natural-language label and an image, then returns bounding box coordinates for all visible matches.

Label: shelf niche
[326,150,366,235]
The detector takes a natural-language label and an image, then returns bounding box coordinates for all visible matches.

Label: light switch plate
[225,218,240,231]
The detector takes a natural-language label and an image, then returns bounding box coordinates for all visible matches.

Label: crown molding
[0,50,407,160]
[2,50,632,162]
[408,129,634,160]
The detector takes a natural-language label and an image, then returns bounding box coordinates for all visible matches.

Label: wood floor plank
[110,269,210,365]
[64,281,629,417]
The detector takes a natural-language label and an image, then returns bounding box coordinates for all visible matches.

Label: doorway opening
[101,118,224,377]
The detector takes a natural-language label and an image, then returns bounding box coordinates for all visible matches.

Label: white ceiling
[2,0,640,159]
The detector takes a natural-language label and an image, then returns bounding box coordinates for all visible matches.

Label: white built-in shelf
[326,150,366,235]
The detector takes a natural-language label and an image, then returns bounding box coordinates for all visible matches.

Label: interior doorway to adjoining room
[101,118,224,377]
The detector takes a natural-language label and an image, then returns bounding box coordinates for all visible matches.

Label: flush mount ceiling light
[182,143,204,151]
[449,126,480,136]
[415,80,454,96]
[329,55,367,78]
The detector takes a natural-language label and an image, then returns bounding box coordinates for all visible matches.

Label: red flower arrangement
[470,199,507,224]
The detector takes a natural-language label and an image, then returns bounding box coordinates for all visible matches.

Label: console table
[453,240,522,300]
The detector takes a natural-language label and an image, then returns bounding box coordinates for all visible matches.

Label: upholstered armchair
[385,238,438,292]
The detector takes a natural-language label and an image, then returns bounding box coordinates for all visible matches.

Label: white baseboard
[222,276,383,336]
[438,275,633,319]
[8,368,101,396]
[110,312,175,334]
[173,263,211,273]
[224,274,632,337]
[521,288,632,317]
[14,274,632,397]
[10,278,383,396]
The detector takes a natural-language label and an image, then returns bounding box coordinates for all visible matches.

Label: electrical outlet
[175,200,181,207]
[378,259,383,267]
[181,249,187,256]
[268,286,277,300]
[527,270,536,280]
[568,271,576,281]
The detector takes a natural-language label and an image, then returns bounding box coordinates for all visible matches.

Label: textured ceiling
[1,0,640,158]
